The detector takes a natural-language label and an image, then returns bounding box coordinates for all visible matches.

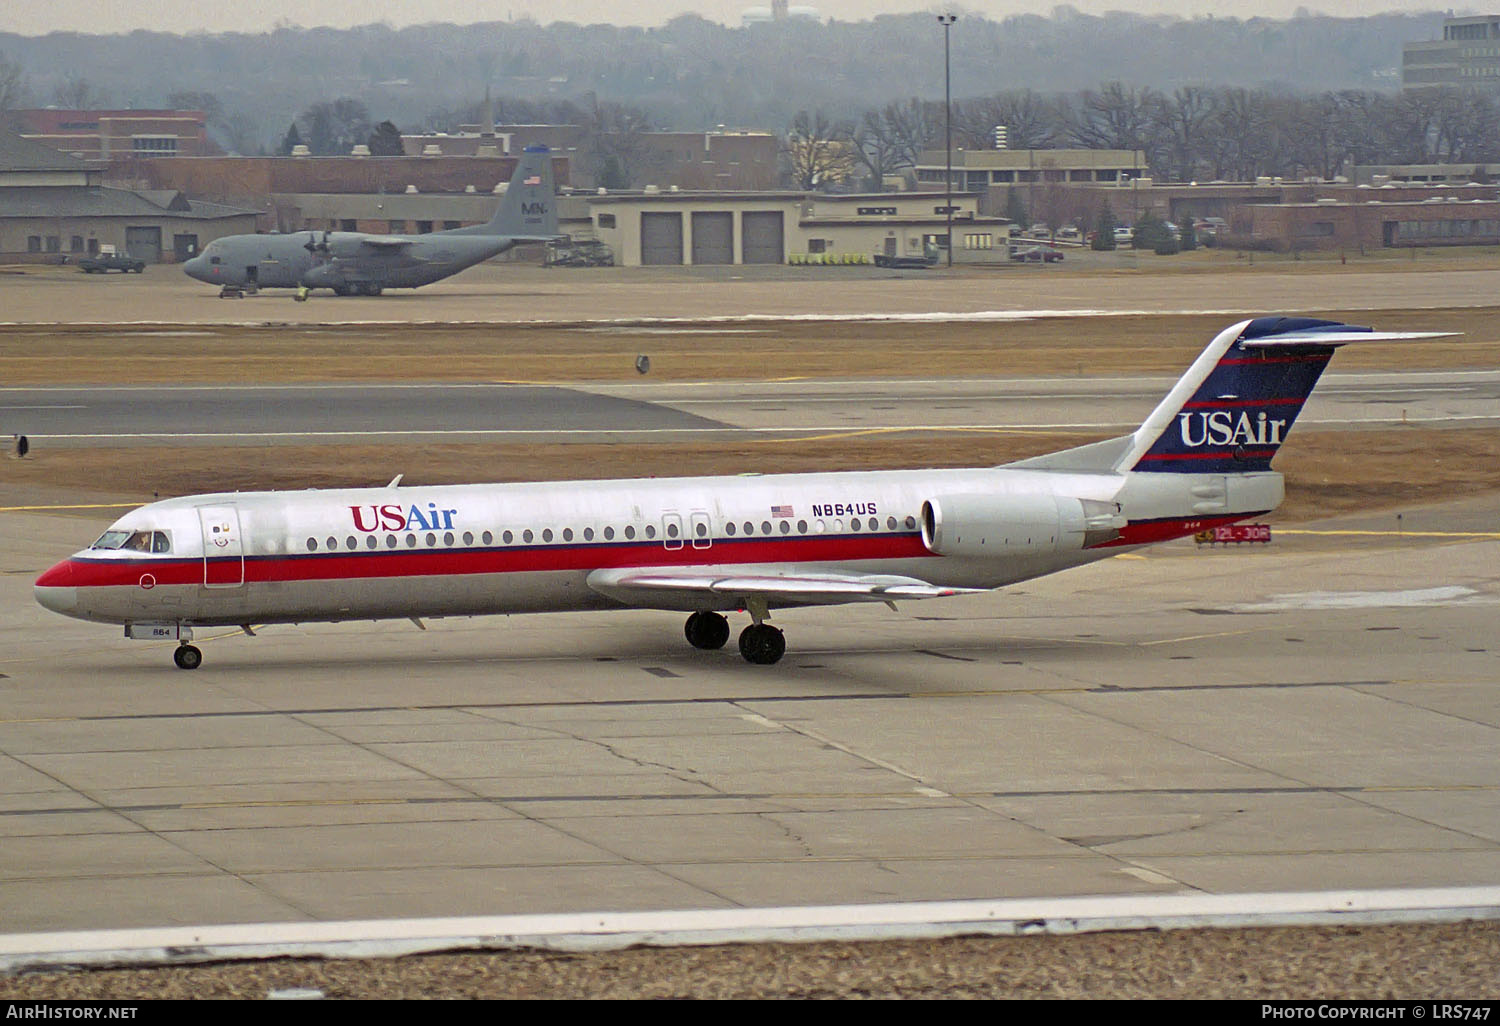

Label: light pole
[938,13,957,268]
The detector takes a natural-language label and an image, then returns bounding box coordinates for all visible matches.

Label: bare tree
[51,76,108,109]
[783,109,856,191]
[1065,82,1159,152]
[0,51,28,132]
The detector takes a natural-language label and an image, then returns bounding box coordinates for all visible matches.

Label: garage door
[640,213,684,265]
[125,226,163,264]
[690,212,733,265]
[742,211,784,264]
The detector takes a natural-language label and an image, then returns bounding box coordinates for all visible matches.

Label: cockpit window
[91,530,170,553]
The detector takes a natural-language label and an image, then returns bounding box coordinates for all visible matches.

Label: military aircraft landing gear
[173,643,203,670]
[684,611,730,650]
[738,624,785,665]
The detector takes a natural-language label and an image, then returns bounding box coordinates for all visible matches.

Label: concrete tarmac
[5,258,1500,326]
[3,494,1497,933]
[6,369,1499,447]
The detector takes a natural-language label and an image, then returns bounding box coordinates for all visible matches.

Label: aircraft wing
[358,237,416,250]
[586,567,984,608]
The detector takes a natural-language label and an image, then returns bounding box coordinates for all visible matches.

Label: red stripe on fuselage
[1089,512,1267,548]
[51,533,934,589]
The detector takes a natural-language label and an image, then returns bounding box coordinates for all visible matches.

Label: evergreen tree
[278,122,303,156]
[1092,204,1117,250]
[1005,188,1028,231]
[367,120,404,156]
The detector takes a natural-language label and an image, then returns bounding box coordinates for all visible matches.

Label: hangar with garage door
[588,191,803,266]
[583,188,1001,266]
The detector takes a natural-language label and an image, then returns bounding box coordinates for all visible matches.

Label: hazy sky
[0,1,1461,37]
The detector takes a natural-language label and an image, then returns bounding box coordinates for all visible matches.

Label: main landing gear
[683,608,786,665]
[173,643,203,670]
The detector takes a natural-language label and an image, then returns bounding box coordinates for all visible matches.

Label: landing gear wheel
[684,611,731,650]
[173,644,202,670]
[738,623,786,665]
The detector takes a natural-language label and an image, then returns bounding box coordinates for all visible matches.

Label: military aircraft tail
[447,145,559,241]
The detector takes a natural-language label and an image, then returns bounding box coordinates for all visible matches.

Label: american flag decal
[771,504,794,518]
[523,175,541,185]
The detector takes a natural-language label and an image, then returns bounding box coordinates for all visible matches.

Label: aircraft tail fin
[1009,317,1455,475]
[1120,317,1454,474]
[452,146,559,240]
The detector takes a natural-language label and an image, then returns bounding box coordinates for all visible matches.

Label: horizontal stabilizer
[1242,330,1457,348]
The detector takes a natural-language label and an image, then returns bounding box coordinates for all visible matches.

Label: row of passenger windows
[303,516,920,553]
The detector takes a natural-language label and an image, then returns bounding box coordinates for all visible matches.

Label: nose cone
[35,560,78,617]
[182,255,212,283]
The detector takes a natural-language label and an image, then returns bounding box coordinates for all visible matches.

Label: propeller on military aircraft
[302,231,332,255]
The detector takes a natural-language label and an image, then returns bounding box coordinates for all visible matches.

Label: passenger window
[797,520,807,534]
[851,519,861,532]
[603,526,614,540]
[904,516,917,530]
[346,536,357,550]
[425,533,436,547]
[743,522,753,535]
[326,536,337,550]
[504,530,514,544]
[779,520,790,535]
[542,529,554,543]
[887,517,898,530]
[869,518,879,531]
[725,522,736,536]
[695,523,707,538]
[306,538,317,551]
[645,525,656,539]
[761,521,771,535]
[482,531,493,544]
[444,532,455,546]
[463,531,474,545]
[584,527,594,541]
[523,530,534,543]
[625,525,636,539]
[365,536,377,550]
[405,533,417,548]
[563,528,573,542]
[666,523,679,538]
[386,534,397,548]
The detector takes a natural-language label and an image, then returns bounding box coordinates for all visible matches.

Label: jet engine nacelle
[298,263,347,289]
[921,493,1124,557]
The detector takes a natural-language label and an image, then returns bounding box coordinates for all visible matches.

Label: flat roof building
[1403,15,1500,90]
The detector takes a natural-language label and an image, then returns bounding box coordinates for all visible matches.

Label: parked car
[1011,246,1064,263]
[1112,227,1135,246]
[77,252,145,273]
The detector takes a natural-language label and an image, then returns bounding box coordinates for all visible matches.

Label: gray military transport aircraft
[183,146,559,297]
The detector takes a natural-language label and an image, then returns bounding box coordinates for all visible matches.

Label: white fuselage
[33,464,1278,629]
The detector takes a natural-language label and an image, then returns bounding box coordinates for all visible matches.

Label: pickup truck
[77,252,146,273]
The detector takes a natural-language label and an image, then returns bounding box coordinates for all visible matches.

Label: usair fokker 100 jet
[34,318,1452,670]
[182,146,559,297]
